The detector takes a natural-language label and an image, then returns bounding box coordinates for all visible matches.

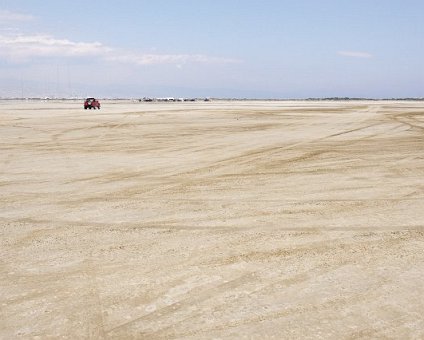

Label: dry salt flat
[1,100,423,339]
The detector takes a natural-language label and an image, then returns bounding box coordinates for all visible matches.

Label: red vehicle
[84,97,101,109]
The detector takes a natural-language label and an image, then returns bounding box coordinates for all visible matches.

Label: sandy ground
[1,100,423,339]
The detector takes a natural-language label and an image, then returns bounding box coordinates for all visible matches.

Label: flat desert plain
[1,100,424,339]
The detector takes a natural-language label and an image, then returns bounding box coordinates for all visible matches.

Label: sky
[0,0,423,98]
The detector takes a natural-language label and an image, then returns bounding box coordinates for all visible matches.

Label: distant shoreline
[1,97,423,101]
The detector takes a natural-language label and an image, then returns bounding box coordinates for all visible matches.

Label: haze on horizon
[0,0,423,99]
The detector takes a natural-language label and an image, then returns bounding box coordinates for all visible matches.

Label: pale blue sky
[0,0,423,98]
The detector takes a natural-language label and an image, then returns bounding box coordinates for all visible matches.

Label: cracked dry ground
[1,100,424,339]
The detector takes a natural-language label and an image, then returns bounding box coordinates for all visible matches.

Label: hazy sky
[0,0,423,98]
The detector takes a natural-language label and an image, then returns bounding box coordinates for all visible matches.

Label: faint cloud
[338,51,373,58]
[0,9,34,22]
[0,33,241,65]
[106,52,241,65]
[0,34,111,61]
[0,27,20,33]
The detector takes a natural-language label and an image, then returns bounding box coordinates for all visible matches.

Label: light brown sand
[1,100,423,339]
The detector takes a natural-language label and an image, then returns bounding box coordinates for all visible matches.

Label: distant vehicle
[84,98,101,109]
